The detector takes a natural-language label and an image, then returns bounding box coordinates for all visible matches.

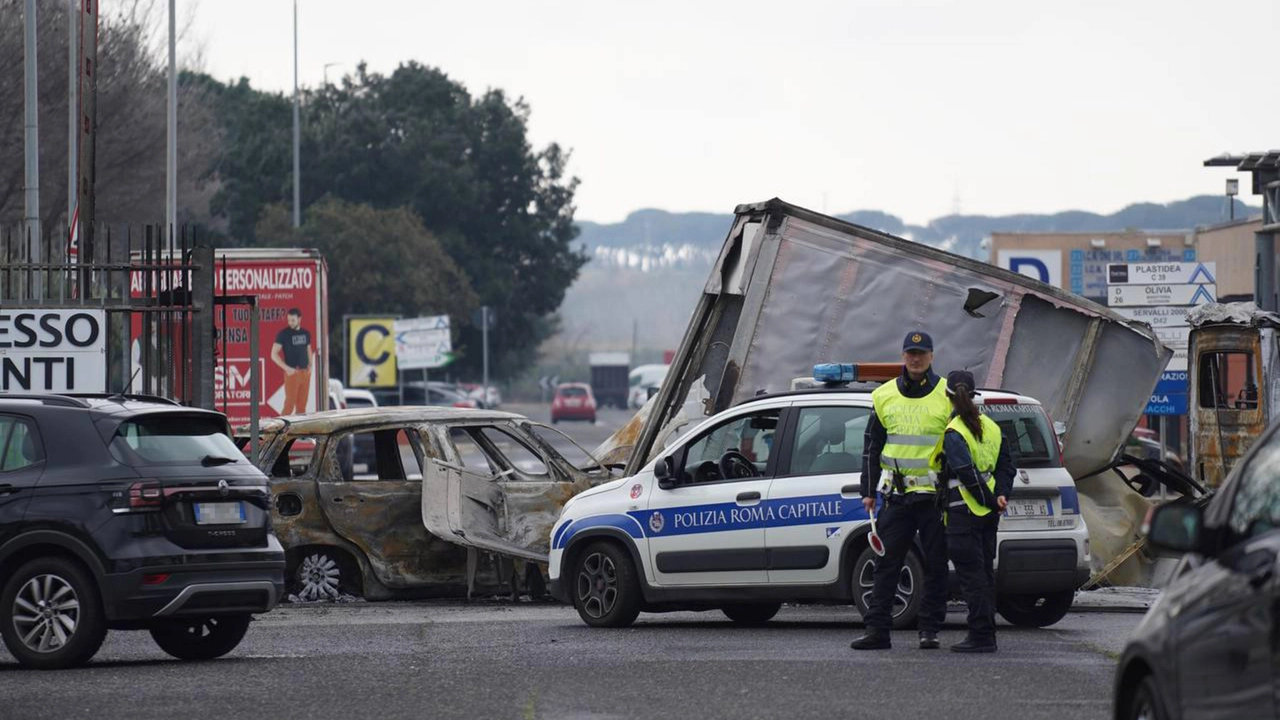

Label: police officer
[931,370,1015,653]
[851,331,951,650]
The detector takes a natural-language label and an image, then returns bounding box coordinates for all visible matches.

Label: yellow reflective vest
[871,376,950,494]
[930,415,1002,516]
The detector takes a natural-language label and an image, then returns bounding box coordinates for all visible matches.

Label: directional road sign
[1111,306,1192,329]
[1154,370,1188,396]
[394,316,453,370]
[1107,262,1216,286]
[1108,283,1216,308]
[348,317,398,388]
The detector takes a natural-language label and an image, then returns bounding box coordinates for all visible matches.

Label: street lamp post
[292,0,300,228]
[1227,178,1239,222]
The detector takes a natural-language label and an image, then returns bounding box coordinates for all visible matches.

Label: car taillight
[453,401,474,408]
[1043,409,1066,466]
[128,481,163,511]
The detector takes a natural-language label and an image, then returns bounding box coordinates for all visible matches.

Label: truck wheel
[0,557,107,669]
[852,546,921,629]
[572,541,642,628]
[722,603,782,626]
[149,615,251,661]
[997,590,1075,627]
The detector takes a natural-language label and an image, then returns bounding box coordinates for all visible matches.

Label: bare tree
[0,0,218,234]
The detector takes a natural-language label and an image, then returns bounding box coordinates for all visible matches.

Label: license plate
[1005,498,1050,517]
[194,501,246,525]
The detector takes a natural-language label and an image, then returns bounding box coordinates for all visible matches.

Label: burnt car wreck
[246,407,607,600]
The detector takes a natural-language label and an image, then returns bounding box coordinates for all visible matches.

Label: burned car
[245,407,606,600]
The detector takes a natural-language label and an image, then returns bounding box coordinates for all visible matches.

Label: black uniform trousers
[946,505,999,641]
[864,493,948,635]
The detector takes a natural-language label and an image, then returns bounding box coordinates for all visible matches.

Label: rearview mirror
[1145,503,1204,554]
[654,456,679,489]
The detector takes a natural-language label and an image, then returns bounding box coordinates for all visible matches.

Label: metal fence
[0,224,217,408]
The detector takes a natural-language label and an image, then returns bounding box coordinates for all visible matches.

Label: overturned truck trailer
[605,199,1170,478]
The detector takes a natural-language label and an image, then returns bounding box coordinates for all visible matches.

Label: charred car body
[248,407,606,600]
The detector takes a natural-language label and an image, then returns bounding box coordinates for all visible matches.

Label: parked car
[461,383,503,409]
[552,383,597,424]
[1112,418,1280,720]
[371,383,480,409]
[0,393,284,669]
[547,368,1090,629]
[249,406,611,600]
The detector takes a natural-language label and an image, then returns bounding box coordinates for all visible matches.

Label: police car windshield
[979,403,1060,468]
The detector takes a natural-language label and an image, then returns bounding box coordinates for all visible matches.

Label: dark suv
[0,394,285,669]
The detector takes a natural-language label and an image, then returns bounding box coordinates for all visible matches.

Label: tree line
[0,0,587,379]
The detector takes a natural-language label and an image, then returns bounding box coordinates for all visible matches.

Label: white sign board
[0,310,107,392]
[1154,327,1191,347]
[1111,306,1192,329]
[1107,262,1216,286]
[998,249,1063,288]
[1166,347,1188,372]
[394,315,451,370]
[1108,283,1216,308]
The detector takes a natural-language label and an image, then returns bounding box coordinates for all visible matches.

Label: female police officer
[931,370,1015,653]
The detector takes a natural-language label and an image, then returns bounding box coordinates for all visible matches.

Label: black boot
[850,631,892,650]
[918,631,940,650]
[950,635,997,653]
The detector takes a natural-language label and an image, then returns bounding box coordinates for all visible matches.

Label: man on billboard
[273,308,312,415]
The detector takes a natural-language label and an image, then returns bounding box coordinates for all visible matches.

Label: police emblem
[630,484,644,500]
[649,512,665,534]
[912,333,922,343]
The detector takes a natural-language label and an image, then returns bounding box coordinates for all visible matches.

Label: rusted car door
[315,426,443,587]
[422,421,588,563]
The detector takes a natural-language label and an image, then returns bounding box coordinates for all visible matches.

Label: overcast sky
[185,0,1276,225]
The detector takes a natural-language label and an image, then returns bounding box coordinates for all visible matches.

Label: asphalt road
[0,602,1131,720]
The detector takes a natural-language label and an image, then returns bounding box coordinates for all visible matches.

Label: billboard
[131,250,329,427]
[0,310,107,392]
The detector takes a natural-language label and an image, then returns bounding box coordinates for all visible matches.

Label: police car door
[763,400,871,584]
[645,404,786,587]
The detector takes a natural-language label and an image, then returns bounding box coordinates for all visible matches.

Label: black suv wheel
[149,615,252,661]
[0,557,107,670]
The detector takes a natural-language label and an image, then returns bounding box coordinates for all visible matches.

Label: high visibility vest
[871,377,950,493]
[930,415,1002,516]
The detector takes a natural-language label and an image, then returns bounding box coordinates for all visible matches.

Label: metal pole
[67,0,77,239]
[1257,232,1277,312]
[23,0,42,296]
[482,306,489,401]
[166,0,177,249]
[250,303,260,459]
[292,0,301,228]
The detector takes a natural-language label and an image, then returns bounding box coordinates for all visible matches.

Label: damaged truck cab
[1187,303,1280,488]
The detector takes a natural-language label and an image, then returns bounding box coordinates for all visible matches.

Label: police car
[548,364,1091,629]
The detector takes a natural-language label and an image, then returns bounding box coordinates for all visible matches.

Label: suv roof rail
[0,393,93,408]
[64,393,183,406]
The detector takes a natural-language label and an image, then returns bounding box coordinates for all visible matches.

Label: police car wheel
[996,590,1074,627]
[572,542,641,628]
[721,603,781,626]
[852,546,922,630]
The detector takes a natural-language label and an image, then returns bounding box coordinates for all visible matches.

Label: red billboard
[131,249,330,427]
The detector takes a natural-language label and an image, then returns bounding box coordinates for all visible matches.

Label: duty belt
[877,469,937,494]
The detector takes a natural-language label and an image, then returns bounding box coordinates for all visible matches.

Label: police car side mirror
[654,456,679,489]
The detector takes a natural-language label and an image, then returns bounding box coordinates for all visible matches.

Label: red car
[551,383,597,424]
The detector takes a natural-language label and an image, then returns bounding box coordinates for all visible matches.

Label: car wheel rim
[576,552,617,619]
[298,553,341,601]
[12,573,80,654]
[857,559,915,619]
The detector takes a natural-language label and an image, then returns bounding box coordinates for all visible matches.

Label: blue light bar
[813,363,856,384]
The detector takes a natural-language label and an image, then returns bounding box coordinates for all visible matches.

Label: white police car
[548,364,1091,628]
